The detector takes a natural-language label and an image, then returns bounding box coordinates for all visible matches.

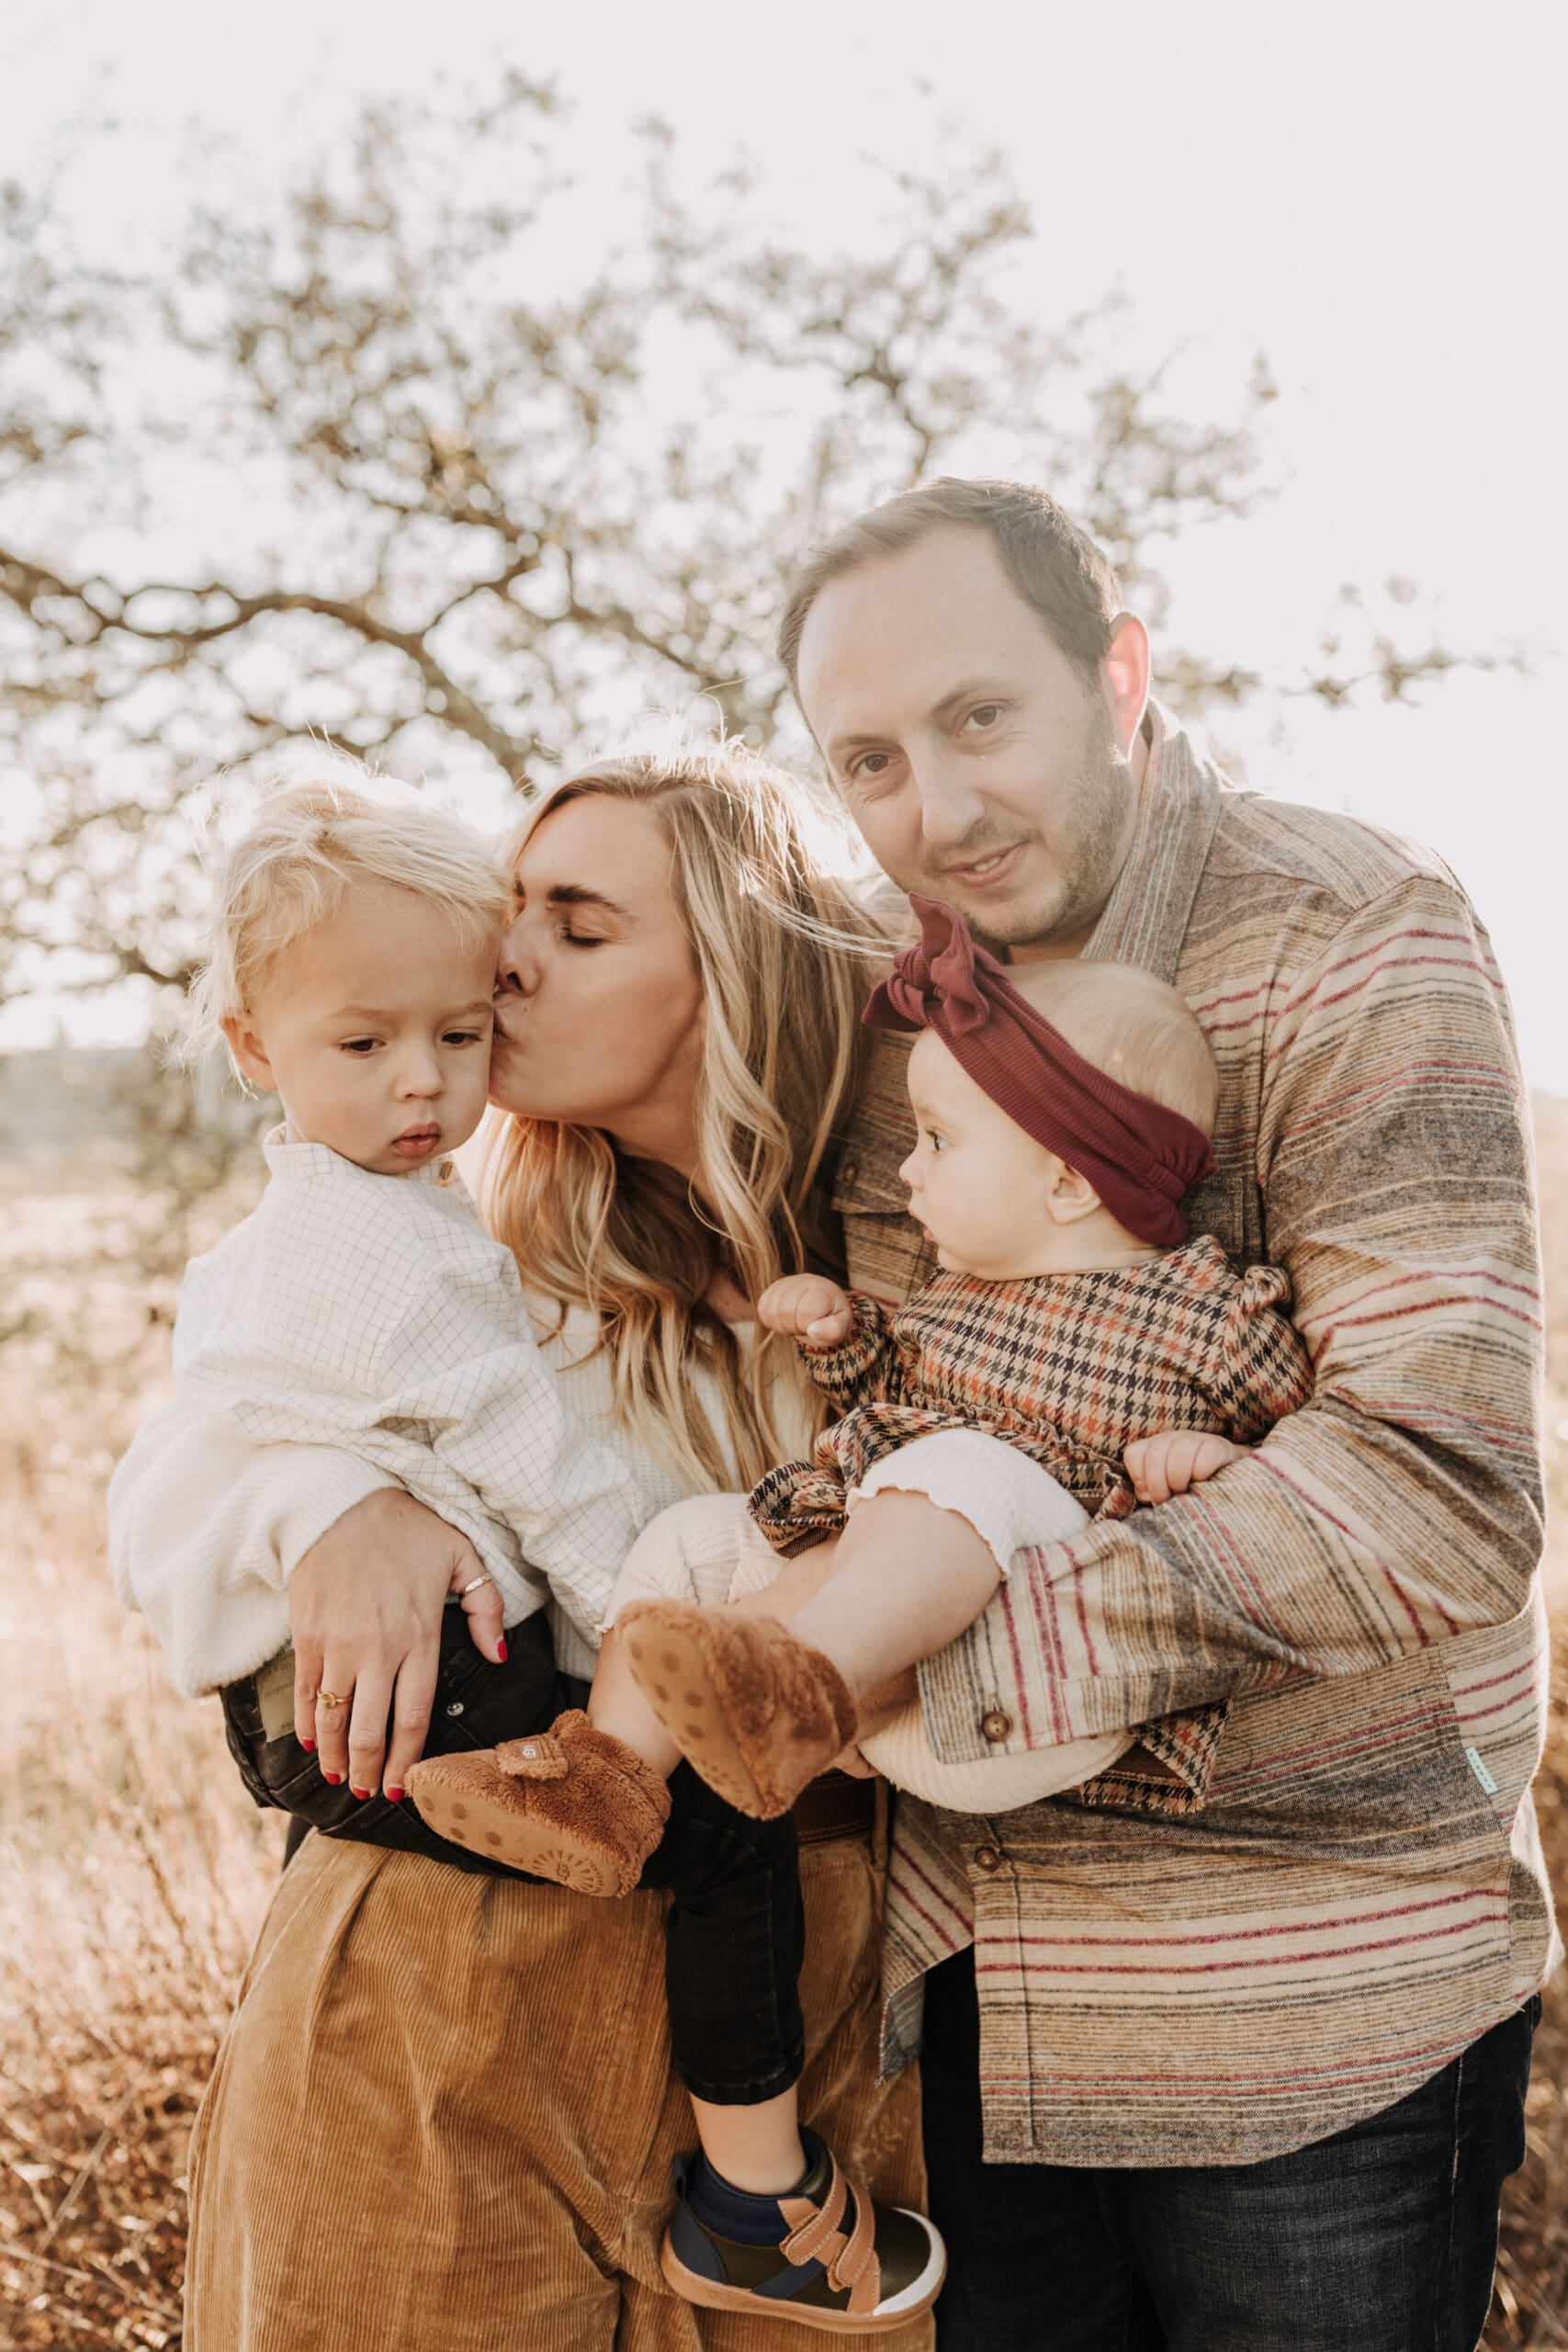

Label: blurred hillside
[0,1050,144,1159]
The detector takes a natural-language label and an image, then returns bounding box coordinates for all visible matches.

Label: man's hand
[288,1488,506,1801]
[1124,1431,1247,1507]
[757,1274,855,1349]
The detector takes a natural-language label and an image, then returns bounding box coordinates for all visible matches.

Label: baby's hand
[1124,1430,1247,1506]
[757,1274,855,1348]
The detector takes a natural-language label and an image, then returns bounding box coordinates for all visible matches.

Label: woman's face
[490,793,706,1166]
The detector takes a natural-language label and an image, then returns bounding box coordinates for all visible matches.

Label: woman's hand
[288,1489,507,1800]
[757,1273,855,1349]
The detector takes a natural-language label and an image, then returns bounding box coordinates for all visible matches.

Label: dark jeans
[920,1947,1538,2352]
[221,1609,805,2106]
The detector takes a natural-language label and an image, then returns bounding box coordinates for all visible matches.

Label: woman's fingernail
[351,1786,369,1802]
[385,1785,404,1804]
[300,1736,316,1752]
[323,1770,343,1785]
[496,1637,508,1663]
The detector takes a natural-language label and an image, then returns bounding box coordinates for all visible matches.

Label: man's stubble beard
[931,707,1136,956]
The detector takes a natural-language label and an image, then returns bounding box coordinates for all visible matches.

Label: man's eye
[964,704,1001,732]
[848,752,893,786]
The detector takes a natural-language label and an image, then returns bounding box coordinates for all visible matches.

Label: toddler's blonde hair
[181,780,513,1073]
[1004,957,1219,1135]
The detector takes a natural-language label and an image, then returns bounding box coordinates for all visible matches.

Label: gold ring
[317,1690,348,1710]
[457,1576,490,1598]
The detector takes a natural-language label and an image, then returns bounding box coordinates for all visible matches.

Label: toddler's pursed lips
[392,1125,442,1159]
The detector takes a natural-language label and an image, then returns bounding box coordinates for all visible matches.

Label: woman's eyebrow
[543,882,634,920]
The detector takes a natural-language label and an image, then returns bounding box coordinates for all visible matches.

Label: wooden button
[840,1160,860,1191]
[437,1158,456,1183]
[973,1844,1002,1872]
[980,1709,1012,1744]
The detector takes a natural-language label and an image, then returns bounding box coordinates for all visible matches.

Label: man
[778,477,1557,2350]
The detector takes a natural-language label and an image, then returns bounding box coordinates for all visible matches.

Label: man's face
[796,526,1143,957]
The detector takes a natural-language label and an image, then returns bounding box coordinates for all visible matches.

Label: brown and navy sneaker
[660,2131,945,2334]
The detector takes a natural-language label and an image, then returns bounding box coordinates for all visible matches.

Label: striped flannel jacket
[841,699,1559,2166]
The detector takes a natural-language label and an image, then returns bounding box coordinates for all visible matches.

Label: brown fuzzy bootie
[404,1710,671,1896]
[618,1603,858,1819]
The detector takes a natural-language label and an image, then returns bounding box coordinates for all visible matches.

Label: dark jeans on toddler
[221,1607,807,2105]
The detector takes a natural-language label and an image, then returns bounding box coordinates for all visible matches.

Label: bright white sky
[4,0,1565,1086]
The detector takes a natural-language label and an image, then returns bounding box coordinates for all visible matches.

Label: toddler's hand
[1124,1430,1247,1506]
[757,1274,855,1348]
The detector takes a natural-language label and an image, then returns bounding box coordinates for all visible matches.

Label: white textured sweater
[108,1129,674,1695]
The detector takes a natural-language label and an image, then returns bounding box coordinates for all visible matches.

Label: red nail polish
[386,1786,404,1804]
[351,1786,369,1801]
[323,1770,343,1785]
[301,1736,316,1752]
[496,1637,508,1663]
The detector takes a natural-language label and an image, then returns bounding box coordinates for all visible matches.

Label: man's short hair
[777,477,1123,699]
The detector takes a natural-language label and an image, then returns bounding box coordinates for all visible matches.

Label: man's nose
[909,751,989,852]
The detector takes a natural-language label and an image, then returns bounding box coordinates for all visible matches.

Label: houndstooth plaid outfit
[749,1236,1315,1555]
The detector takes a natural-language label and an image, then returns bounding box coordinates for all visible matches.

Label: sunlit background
[2,0,1564,1080]
[3,12,1565,2345]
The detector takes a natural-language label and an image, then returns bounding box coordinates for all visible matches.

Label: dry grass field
[2,1107,1565,2349]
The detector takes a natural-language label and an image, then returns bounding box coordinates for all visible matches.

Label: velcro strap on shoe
[779,2156,849,2267]
[826,2177,880,2313]
[495,1736,569,1781]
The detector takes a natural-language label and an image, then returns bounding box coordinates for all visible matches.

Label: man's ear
[221,1012,277,1094]
[1101,614,1150,758]
[1043,1159,1102,1228]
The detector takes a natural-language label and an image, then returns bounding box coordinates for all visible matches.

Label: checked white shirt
[114,1127,642,1696]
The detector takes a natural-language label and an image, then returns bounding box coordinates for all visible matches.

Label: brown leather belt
[793,1770,877,1846]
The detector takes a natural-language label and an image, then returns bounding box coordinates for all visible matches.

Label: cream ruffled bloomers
[602,1429,1129,1813]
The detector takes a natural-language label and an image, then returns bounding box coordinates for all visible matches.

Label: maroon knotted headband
[863,896,1214,1249]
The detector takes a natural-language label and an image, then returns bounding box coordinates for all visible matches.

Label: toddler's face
[230,882,500,1175]
[898,1030,1061,1278]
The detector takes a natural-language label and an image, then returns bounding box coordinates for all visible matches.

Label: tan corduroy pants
[186,1826,930,2351]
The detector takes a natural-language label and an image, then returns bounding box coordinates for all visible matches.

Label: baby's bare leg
[589,1624,683,1778]
[729,1534,840,1623]
[785,1489,999,1699]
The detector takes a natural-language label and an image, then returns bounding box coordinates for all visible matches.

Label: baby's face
[233,881,499,1175]
[898,1031,1061,1277]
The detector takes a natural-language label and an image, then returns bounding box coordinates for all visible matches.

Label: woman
[120,747,931,2349]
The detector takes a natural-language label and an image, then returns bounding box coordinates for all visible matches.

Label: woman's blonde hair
[482,745,889,1493]
[181,779,513,1073]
